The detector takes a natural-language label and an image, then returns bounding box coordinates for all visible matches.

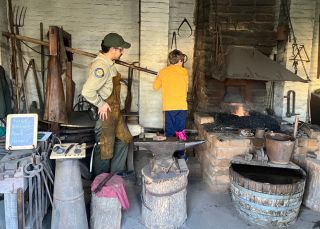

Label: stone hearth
[194,113,255,192]
[194,112,320,193]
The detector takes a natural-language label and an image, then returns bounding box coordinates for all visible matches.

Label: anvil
[134,137,205,159]
[134,137,205,174]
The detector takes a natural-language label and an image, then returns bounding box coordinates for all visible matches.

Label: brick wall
[194,113,253,192]
[192,0,276,113]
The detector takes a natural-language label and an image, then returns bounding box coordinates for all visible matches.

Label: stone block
[207,182,229,193]
[194,113,215,125]
[203,170,215,185]
[301,126,320,139]
[208,134,251,148]
[215,175,230,184]
[213,167,229,176]
[215,147,250,159]
[211,158,231,167]
[298,138,317,149]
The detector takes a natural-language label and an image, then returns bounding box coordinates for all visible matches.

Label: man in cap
[82,33,132,176]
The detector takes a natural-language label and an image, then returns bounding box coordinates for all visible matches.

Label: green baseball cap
[102,33,131,49]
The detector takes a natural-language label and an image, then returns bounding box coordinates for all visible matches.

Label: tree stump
[141,164,189,228]
[294,155,320,212]
[90,193,121,229]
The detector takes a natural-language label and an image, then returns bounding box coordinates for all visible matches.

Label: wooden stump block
[90,193,121,229]
[293,155,320,212]
[141,164,189,228]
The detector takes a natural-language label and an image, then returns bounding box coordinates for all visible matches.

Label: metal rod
[2,32,158,75]
[40,22,45,103]
[293,115,299,138]
[17,188,25,229]
[31,59,44,110]
[93,172,116,193]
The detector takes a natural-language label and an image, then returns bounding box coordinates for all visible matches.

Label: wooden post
[43,26,67,130]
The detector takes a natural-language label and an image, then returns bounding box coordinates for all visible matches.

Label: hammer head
[134,137,205,158]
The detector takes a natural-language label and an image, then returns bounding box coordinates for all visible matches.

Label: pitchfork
[12,5,28,112]
[12,5,27,29]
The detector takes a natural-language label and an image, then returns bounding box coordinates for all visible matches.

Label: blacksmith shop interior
[1,0,320,228]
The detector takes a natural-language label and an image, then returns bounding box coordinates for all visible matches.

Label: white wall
[1,0,195,127]
[140,0,196,128]
[282,0,316,122]
[9,0,139,112]
[0,0,9,70]
[273,0,320,123]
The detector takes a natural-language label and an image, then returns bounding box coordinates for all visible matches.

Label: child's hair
[168,49,185,64]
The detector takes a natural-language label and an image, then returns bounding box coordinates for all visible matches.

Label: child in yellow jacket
[153,49,188,158]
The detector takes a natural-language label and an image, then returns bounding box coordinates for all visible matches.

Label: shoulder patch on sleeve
[94,68,104,78]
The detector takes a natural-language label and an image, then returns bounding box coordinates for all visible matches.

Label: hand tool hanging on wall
[7,0,19,112]
[3,32,158,76]
[209,0,225,75]
[284,90,298,117]
[124,62,138,114]
[31,59,44,110]
[19,59,44,111]
[40,22,46,100]
[177,18,192,37]
[13,5,27,112]
[283,0,310,80]
[170,31,177,50]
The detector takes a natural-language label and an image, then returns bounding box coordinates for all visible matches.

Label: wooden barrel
[229,163,306,228]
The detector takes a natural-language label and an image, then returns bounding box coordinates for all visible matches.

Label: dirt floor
[1,150,320,228]
[120,150,320,229]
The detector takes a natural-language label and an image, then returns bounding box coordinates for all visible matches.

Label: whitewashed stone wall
[0,0,195,127]
[140,0,195,127]
[0,0,9,72]
[139,0,170,128]
[8,0,139,113]
[274,0,320,123]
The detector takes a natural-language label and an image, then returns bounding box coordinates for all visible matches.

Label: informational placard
[5,114,38,150]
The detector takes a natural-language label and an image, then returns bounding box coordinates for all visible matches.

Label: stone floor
[121,151,320,229]
[1,150,320,229]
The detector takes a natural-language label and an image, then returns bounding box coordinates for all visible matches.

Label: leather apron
[100,73,132,160]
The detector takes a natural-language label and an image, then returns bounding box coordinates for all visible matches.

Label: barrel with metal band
[229,163,306,227]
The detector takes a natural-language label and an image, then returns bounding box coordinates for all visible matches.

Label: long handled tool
[93,172,116,194]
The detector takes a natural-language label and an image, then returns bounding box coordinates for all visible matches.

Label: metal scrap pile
[204,111,280,132]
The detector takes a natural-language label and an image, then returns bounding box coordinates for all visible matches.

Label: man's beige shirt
[82,53,118,108]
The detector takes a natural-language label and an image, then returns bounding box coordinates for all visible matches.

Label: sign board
[5,114,38,150]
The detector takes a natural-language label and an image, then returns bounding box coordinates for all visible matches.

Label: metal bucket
[265,133,295,164]
[230,164,306,228]
[255,128,266,138]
